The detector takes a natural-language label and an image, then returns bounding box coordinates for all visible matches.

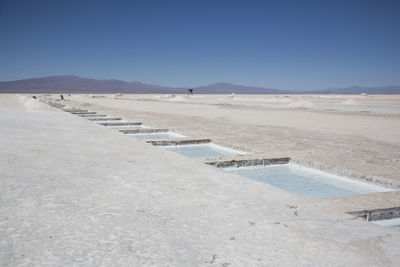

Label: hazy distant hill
[194,82,293,94]
[314,85,400,94]
[0,76,291,94]
[0,75,183,94]
[0,75,399,94]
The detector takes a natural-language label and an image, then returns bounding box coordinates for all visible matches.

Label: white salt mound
[340,99,358,105]
[167,95,187,102]
[233,97,292,104]
[265,98,292,104]
[23,98,53,112]
[288,101,317,109]
[18,96,30,103]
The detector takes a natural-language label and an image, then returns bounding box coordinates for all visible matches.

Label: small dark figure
[60,94,64,100]
[188,89,193,94]
[32,96,37,99]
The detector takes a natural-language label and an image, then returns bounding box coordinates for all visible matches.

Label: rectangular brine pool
[92,120,126,124]
[164,143,247,158]
[129,132,185,141]
[225,164,393,199]
[109,125,151,130]
[79,114,107,117]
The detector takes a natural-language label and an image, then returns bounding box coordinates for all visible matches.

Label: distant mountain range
[0,75,399,94]
[194,82,292,94]
[0,76,182,94]
[315,85,400,94]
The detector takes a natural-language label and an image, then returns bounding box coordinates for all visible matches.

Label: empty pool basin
[164,143,247,158]
[225,164,393,199]
[129,132,185,141]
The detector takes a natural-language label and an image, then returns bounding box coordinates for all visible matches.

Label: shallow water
[165,144,235,158]
[227,164,390,199]
[130,132,184,141]
[109,125,147,129]
[93,119,125,123]
[79,114,107,117]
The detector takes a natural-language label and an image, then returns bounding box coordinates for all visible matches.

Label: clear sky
[0,0,399,90]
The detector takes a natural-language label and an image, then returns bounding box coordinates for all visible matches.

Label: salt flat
[1,94,400,266]
[68,94,400,187]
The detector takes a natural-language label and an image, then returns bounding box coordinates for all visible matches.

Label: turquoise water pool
[226,164,391,199]
[165,143,245,158]
[109,125,148,129]
[130,132,184,141]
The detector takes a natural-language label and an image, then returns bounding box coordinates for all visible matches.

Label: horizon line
[0,74,399,92]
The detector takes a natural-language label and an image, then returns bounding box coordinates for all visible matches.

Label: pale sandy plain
[1,93,400,266]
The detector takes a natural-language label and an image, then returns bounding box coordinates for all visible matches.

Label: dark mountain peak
[102,78,127,83]
[210,82,235,86]
[41,75,85,80]
[128,80,149,85]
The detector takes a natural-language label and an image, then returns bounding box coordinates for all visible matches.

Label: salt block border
[348,207,400,221]
[148,139,212,146]
[206,157,290,168]
[88,118,122,121]
[100,122,142,126]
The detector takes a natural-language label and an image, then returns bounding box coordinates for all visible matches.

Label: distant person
[60,94,64,100]
[188,89,193,94]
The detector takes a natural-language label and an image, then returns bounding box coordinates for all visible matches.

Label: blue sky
[0,0,399,90]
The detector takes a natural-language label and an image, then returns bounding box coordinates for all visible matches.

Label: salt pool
[92,119,126,124]
[78,114,107,117]
[225,164,392,199]
[109,125,151,129]
[164,143,247,158]
[129,132,185,141]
